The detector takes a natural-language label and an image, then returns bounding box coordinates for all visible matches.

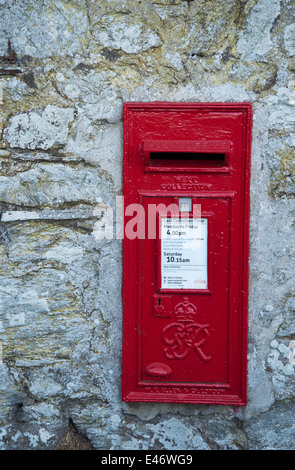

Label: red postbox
[122,103,252,405]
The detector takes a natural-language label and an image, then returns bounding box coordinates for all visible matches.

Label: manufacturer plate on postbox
[122,103,252,405]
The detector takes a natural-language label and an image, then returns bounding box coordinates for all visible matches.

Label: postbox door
[122,102,252,405]
[140,195,230,386]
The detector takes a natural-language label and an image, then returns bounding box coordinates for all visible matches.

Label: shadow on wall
[55,419,95,450]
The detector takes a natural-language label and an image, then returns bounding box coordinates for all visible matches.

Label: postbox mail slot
[144,140,231,172]
[150,152,225,160]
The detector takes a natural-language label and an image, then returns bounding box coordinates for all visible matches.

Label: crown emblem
[174,297,197,322]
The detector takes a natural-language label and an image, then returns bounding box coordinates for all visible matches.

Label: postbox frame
[122,102,252,405]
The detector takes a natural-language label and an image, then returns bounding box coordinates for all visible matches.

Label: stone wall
[0,0,294,450]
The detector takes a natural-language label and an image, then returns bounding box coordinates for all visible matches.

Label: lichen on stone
[269,146,295,199]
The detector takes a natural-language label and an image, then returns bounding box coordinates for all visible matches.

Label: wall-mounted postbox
[122,103,252,405]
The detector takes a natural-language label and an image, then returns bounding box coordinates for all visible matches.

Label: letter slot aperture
[144,140,231,172]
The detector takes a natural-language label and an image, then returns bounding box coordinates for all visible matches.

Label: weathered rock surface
[0,0,294,450]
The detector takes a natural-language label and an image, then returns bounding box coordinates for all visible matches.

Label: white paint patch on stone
[127,82,254,104]
[4,105,74,150]
[24,433,39,448]
[149,418,210,450]
[0,164,107,207]
[1,209,93,222]
[8,312,26,327]
[0,428,7,449]
[284,23,295,57]
[237,0,281,60]
[1,211,41,222]
[11,431,22,442]
[96,20,162,54]
[92,124,122,190]
[2,76,33,102]
[65,112,123,189]
[19,290,50,314]
[56,72,65,82]
[65,83,81,99]
[84,96,122,124]
[44,243,84,263]
[265,305,274,312]
[289,341,295,365]
[108,414,121,431]
[268,340,295,377]
[29,374,64,398]
[269,105,295,129]
[25,45,37,55]
[165,52,183,71]
[0,1,89,58]
[39,428,53,444]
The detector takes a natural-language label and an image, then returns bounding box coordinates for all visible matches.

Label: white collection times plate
[161,217,208,290]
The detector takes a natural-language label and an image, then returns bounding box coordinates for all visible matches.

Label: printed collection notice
[161,218,208,290]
